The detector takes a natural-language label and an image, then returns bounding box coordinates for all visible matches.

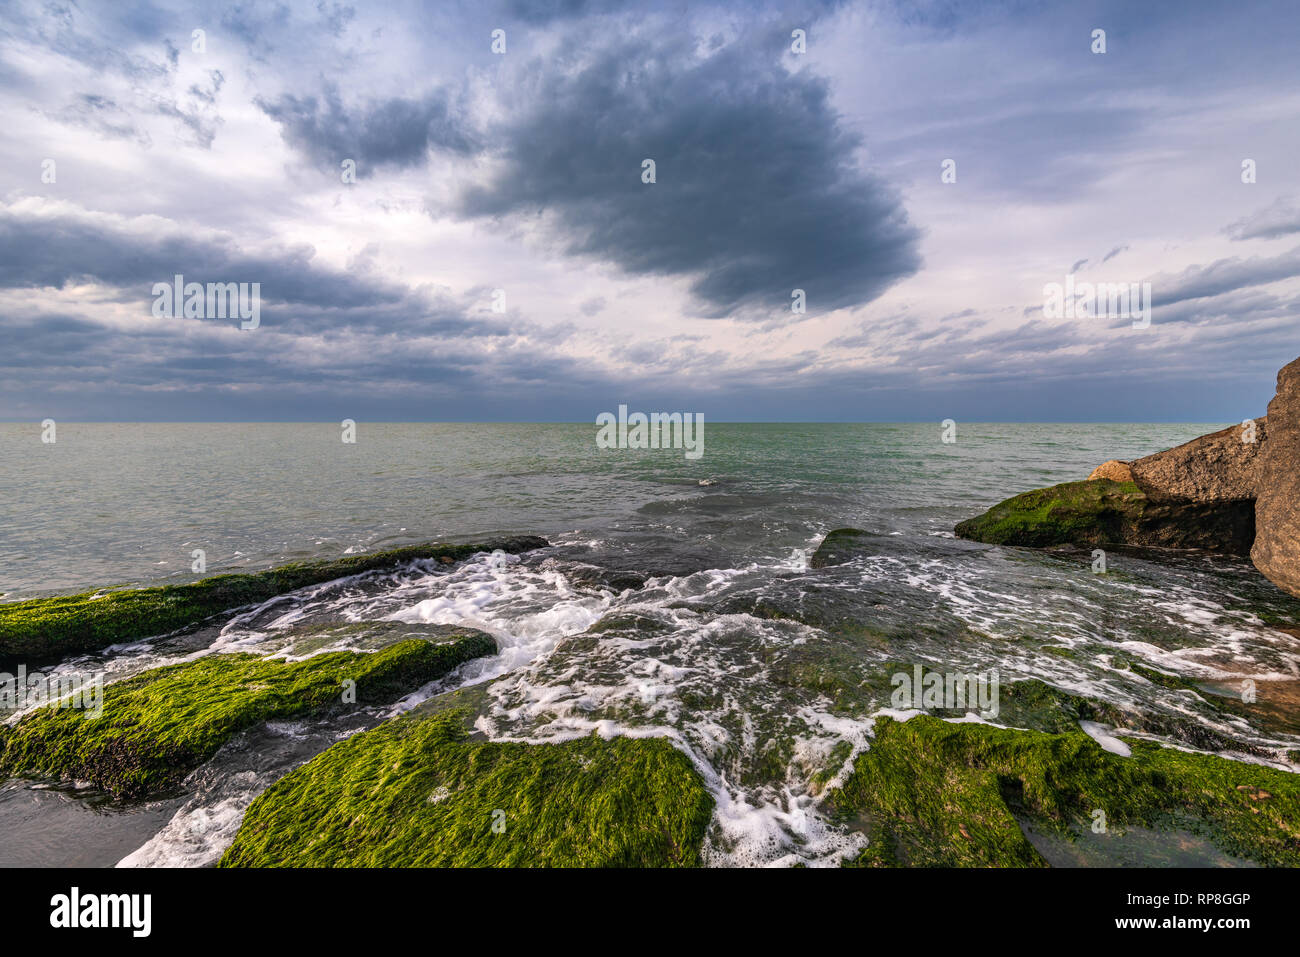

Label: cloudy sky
[1,0,1298,421]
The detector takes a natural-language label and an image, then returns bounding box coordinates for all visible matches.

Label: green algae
[828,715,1300,867]
[0,537,546,664]
[954,480,1147,548]
[0,634,494,799]
[954,480,1254,553]
[219,708,714,867]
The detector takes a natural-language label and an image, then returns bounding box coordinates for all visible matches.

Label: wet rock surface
[1254,358,1300,598]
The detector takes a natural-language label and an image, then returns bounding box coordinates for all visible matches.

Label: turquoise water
[2,422,1299,867]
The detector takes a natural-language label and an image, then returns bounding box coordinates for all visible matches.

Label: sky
[1,0,1298,422]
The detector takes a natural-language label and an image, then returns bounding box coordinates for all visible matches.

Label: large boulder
[954,479,1256,554]
[1253,358,1300,597]
[963,416,1268,554]
[1128,419,1266,503]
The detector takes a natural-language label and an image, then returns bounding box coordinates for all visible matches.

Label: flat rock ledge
[0,630,497,799]
[0,536,548,664]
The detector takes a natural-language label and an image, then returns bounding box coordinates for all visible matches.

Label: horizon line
[0,419,1243,426]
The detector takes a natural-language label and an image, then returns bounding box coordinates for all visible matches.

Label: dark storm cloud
[454,29,921,318]
[0,204,404,310]
[251,19,921,319]
[1151,246,1300,309]
[0,202,553,346]
[5,0,1300,423]
[257,87,477,174]
[0,299,598,422]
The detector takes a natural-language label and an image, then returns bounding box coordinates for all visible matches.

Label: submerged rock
[827,715,1300,867]
[0,632,495,799]
[954,479,1255,554]
[809,527,976,569]
[0,536,547,664]
[809,528,880,568]
[219,707,714,867]
[1254,357,1300,598]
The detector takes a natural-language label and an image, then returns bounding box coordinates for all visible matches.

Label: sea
[2,422,1298,867]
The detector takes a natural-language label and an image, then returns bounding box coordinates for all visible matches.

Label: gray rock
[1253,358,1300,597]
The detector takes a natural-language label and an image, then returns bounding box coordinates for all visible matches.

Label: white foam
[1079,720,1132,757]
[117,774,265,868]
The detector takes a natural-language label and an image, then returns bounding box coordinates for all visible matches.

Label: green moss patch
[220,709,714,867]
[955,480,1146,548]
[954,480,1254,553]
[827,715,1300,867]
[0,537,546,663]
[0,634,494,798]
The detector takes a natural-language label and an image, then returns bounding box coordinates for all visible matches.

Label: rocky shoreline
[1,525,1297,867]
[3,367,1300,867]
[957,355,1300,602]
[0,536,548,664]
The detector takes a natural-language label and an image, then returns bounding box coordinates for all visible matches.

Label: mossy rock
[0,634,494,799]
[0,537,546,664]
[954,480,1254,554]
[827,715,1300,867]
[219,709,714,867]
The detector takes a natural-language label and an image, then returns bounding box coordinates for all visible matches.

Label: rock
[1253,358,1300,597]
[954,479,1255,554]
[810,528,879,568]
[219,707,714,867]
[0,536,549,664]
[561,563,650,592]
[964,416,1269,554]
[1128,419,1266,503]
[0,634,496,799]
[825,714,1300,867]
[1088,460,1134,482]
[809,527,975,570]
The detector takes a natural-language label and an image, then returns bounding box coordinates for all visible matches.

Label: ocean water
[2,422,1299,867]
